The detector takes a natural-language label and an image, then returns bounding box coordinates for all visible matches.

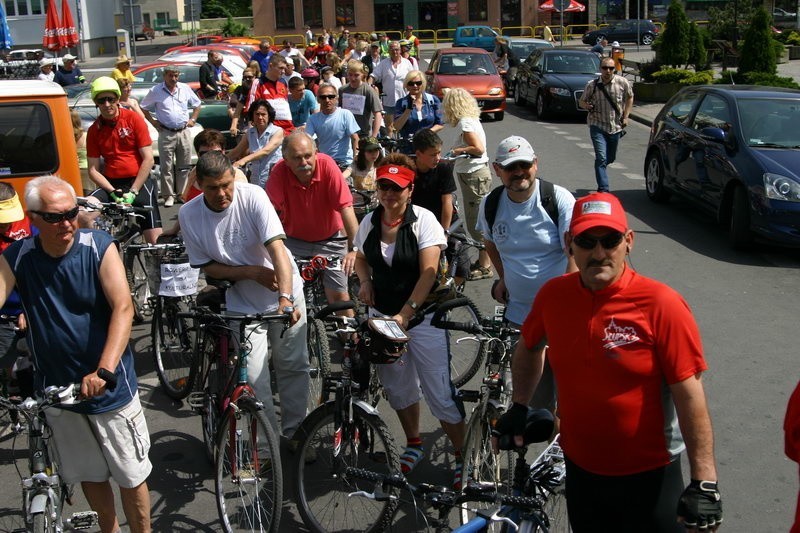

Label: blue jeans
[589,125,621,192]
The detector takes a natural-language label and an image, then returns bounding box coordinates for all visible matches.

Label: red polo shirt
[86,107,151,179]
[251,77,294,135]
[266,153,353,242]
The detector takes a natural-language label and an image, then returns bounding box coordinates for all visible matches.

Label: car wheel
[536,91,549,120]
[495,111,504,121]
[729,185,754,249]
[645,151,670,203]
[514,82,526,107]
[596,34,607,44]
[642,33,655,45]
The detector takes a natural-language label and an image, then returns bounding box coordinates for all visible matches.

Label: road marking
[577,143,593,150]
[623,173,645,180]
[565,136,582,140]
[609,162,627,169]
[553,130,568,135]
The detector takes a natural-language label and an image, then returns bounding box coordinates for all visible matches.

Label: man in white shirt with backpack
[476,135,576,412]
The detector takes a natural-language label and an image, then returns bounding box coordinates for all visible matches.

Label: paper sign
[159,262,200,296]
[342,93,366,115]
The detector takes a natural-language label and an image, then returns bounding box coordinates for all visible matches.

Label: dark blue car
[644,85,800,248]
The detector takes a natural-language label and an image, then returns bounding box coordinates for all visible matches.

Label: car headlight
[488,87,503,95]
[549,87,571,97]
[764,173,800,202]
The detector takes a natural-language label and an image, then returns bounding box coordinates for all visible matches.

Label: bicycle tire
[30,499,56,533]
[529,438,570,533]
[459,402,513,529]
[445,297,487,388]
[306,318,331,412]
[295,402,400,533]
[215,395,283,533]
[124,246,152,322]
[151,296,198,400]
[199,331,221,464]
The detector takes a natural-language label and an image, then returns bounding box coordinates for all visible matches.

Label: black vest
[363,206,430,316]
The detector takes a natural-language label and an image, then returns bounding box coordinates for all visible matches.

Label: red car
[161,45,250,64]
[425,47,506,121]
[132,62,238,97]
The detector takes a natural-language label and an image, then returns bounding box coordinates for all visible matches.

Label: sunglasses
[572,231,625,250]
[601,66,616,71]
[500,161,533,172]
[377,181,406,192]
[95,96,118,104]
[407,81,423,87]
[318,94,337,100]
[31,206,80,224]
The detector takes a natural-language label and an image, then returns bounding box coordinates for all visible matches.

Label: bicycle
[0,368,117,533]
[351,187,378,222]
[293,300,401,533]
[182,281,290,533]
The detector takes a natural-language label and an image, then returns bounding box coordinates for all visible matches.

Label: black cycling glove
[677,479,723,530]
[491,402,528,446]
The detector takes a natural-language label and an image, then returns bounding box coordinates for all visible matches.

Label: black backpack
[483,179,560,231]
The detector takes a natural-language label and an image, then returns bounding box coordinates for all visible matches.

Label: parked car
[160,45,250,64]
[506,37,554,97]
[133,62,205,95]
[773,7,797,22]
[452,25,501,52]
[513,49,599,119]
[425,47,506,121]
[644,85,800,248]
[581,19,659,45]
[156,52,245,83]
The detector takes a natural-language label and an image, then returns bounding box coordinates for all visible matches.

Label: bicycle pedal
[186,392,205,409]
[457,389,480,402]
[67,510,98,529]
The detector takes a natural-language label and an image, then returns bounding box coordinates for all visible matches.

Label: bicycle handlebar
[430,298,485,334]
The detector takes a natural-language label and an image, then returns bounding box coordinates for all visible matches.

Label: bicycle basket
[356,317,410,364]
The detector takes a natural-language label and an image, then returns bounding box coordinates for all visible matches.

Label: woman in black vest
[353,153,467,489]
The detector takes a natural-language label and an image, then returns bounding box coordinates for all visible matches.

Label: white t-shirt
[371,57,414,108]
[476,180,575,324]
[179,182,303,314]
[452,117,489,174]
[353,204,447,266]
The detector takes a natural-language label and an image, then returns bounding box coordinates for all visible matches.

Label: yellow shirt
[111,68,135,82]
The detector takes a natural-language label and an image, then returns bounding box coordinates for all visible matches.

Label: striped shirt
[580,74,633,134]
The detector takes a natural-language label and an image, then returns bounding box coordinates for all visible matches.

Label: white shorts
[46,393,152,488]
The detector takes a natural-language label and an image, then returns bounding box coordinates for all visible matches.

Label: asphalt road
[1,37,799,532]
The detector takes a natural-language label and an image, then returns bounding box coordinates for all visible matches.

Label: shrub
[680,71,714,85]
[786,31,800,46]
[713,71,800,88]
[738,7,777,74]
[688,22,708,70]
[221,16,249,37]
[639,59,664,82]
[658,0,691,67]
[651,68,693,84]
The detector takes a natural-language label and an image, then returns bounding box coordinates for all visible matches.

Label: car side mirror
[700,127,727,143]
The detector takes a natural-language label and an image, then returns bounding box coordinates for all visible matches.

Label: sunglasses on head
[500,161,533,172]
[407,80,423,87]
[377,181,406,192]
[572,231,625,250]
[318,94,337,100]
[31,206,80,224]
[95,96,118,104]
[601,66,615,70]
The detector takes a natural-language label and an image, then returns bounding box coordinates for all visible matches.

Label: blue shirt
[305,107,360,166]
[250,50,273,76]
[140,81,202,129]
[247,123,283,188]
[3,230,137,413]
[289,89,318,127]
[54,65,84,86]
[394,93,443,153]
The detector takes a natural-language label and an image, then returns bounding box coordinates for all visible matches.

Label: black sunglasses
[31,206,80,224]
[318,94,337,100]
[377,181,406,192]
[601,66,615,70]
[572,231,625,250]
[95,96,118,104]
[500,161,533,172]
[407,80,423,87]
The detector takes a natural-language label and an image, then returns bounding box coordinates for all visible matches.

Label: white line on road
[623,173,645,180]
[565,136,582,140]
[577,143,593,149]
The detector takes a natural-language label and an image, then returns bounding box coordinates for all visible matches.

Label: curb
[629,109,654,127]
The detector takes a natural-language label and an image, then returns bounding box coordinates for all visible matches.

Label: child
[349,136,382,189]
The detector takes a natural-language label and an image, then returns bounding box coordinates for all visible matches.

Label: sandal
[399,446,425,474]
[468,265,494,281]
[453,459,464,491]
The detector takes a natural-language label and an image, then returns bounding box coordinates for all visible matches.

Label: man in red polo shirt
[85,76,162,243]
[248,54,294,135]
[494,192,723,532]
[266,131,358,312]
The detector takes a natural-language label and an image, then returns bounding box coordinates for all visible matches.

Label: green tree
[687,22,708,70]
[738,7,777,74]
[707,0,755,44]
[202,0,252,18]
[657,0,690,67]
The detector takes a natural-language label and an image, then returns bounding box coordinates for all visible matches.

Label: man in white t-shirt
[476,136,576,411]
[368,41,413,134]
[178,151,309,440]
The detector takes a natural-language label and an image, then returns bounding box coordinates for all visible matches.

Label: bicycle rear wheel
[460,402,513,529]
[215,395,283,533]
[445,297,487,388]
[306,318,331,412]
[295,402,400,533]
[124,247,153,323]
[529,437,570,533]
[152,296,198,400]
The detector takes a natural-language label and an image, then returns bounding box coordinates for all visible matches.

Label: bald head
[282,131,317,183]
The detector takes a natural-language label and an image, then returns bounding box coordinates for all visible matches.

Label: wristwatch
[282,305,295,314]
[406,299,419,311]
[279,292,295,303]
[350,245,359,253]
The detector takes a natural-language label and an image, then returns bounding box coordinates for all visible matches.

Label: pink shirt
[267,153,353,242]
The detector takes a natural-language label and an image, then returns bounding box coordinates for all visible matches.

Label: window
[155,11,171,28]
[6,0,44,16]
[469,0,487,21]
[692,95,731,132]
[303,0,322,28]
[335,0,355,26]
[0,104,58,177]
[664,91,699,124]
[274,0,294,29]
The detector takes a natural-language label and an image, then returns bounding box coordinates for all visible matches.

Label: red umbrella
[60,0,78,49]
[43,0,61,51]
[538,0,586,12]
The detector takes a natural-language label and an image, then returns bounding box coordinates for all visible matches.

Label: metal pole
[127,2,137,61]
[75,0,83,60]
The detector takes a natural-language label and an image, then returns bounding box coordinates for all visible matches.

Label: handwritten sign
[160,262,200,296]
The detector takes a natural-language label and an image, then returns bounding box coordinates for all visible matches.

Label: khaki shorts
[457,165,492,241]
[46,393,152,488]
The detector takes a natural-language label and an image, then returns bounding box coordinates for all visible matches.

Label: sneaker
[164,195,175,207]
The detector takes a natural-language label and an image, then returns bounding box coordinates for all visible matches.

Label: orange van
[0,80,83,207]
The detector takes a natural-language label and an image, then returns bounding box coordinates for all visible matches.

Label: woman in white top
[38,60,55,82]
[229,99,284,188]
[442,88,493,280]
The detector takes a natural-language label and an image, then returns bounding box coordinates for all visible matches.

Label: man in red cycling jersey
[495,192,723,532]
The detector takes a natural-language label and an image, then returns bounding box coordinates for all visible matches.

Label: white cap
[611,41,620,47]
[62,53,77,61]
[39,58,53,67]
[495,136,536,166]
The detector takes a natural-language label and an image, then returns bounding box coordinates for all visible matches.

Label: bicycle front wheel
[151,296,198,400]
[295,403,400,533]
[529,437,570,533]
[125,248,152,323]
[445,297,487,388]
[30,499,57,533]
[215,396,283,533]
[306,318,331,412]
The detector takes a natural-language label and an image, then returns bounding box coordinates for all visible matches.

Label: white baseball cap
[495,136,536,167]
[62,53,77,61]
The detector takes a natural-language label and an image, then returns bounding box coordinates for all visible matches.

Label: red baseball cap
[376,164,415,188]
[569,192,628,236]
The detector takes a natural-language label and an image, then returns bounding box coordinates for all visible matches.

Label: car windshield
[739,98,800,148]
[437,53,497,75]
[543,54,599,74]
[510,42,553,58]
[136,66,201,84]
